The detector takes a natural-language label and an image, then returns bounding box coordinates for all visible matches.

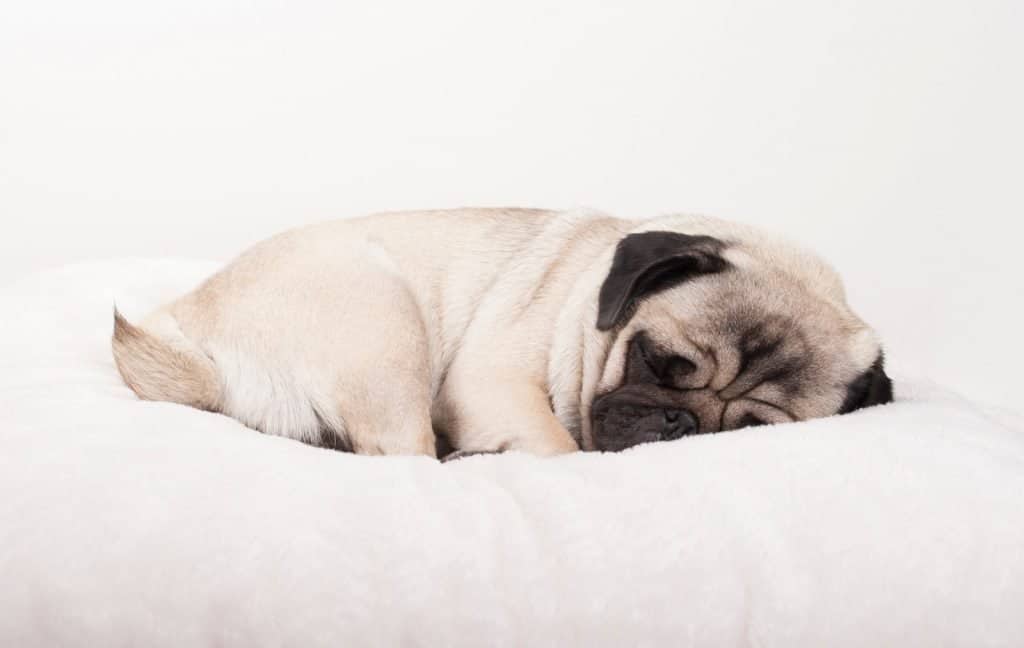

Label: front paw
[441,449,504,463]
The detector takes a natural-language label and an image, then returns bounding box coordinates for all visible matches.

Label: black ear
[596,231,728,331]
[839,354,894,414]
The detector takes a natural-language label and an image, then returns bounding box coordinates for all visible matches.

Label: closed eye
[626,335,663,384]
[627,333,697,386]
[737,413,766,429]
[745,396,798,422]
[636,337,661,375]
[661,355,697,384]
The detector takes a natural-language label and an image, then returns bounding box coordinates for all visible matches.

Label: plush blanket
[1,260,1022,647]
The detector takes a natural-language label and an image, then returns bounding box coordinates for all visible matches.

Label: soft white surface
[2,0,1023,406]
[1,259,1023,647]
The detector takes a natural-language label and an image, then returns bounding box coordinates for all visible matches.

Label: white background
[1,0,1021,406]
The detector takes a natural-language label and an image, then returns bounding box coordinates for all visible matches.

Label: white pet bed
[2,260,1022,647]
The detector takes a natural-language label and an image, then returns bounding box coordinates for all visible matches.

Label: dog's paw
[441,449,504,463]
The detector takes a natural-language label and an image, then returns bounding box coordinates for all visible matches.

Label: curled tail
[111,308,221,411]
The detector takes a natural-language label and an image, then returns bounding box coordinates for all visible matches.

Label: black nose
[661,409,698,441]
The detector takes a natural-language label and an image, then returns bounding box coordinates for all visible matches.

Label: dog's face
[589,229,892,452]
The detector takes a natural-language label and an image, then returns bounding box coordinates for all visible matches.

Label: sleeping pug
[112,208,892,458]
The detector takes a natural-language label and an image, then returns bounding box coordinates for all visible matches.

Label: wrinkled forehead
[642,265,863,341]
[645,214,851,306]
[721,242,851,312]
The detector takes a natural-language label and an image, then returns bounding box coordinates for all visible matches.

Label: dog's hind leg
[318,270,437,457]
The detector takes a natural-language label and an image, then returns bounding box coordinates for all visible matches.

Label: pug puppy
[112,208,892,458]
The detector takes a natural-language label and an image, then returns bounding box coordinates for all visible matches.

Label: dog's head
[589,223,891,452]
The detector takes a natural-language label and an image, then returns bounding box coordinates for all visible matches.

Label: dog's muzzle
[591,394,700,451]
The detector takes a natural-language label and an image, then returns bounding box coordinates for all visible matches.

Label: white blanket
[2,260,1022,647]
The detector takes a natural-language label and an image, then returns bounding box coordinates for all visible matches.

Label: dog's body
[113,208,892,457]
